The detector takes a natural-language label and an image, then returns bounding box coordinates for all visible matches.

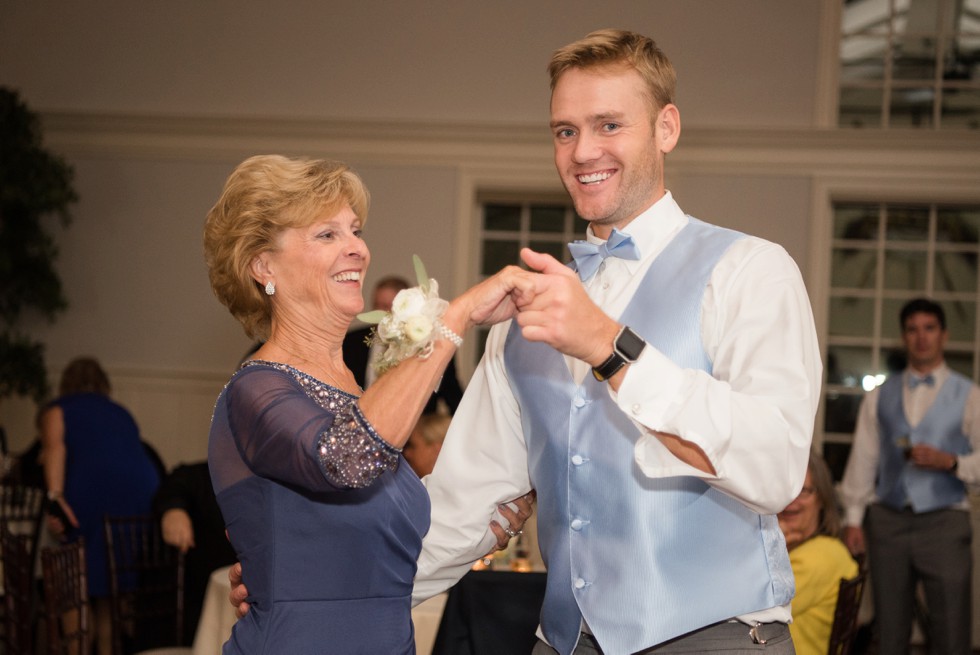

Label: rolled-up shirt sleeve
[622,239,822,514]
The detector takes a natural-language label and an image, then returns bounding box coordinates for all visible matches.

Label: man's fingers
[521,248,573,276]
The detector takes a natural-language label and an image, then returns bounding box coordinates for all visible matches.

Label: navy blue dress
[209,362,430,655]
[57,393,161,597]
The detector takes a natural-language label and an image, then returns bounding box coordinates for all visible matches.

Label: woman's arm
[38,406,80,530]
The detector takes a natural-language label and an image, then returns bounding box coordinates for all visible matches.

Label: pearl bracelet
[436,321,463,348]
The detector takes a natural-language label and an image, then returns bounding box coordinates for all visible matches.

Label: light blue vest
[504,218,794,655]
[876,371,971,512]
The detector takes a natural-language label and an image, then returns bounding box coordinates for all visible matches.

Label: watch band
[592,351,627,381]
[592,326,646,382]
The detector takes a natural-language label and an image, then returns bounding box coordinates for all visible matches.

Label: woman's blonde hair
[548,28,676,116]
[203,155,370,340]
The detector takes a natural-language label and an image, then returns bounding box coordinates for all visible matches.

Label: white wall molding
[42,112,980,182]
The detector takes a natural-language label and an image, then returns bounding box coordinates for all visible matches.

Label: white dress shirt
[415,192,822,628]
[840,362,980,527]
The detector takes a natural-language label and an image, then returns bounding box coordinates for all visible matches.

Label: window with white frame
[823,200,980,472]
[473,194,585,365]
[839,0,980,128]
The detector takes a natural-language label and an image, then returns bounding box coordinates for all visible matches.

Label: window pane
[885,205,930,241]
[484,204,521,231]
[937,207,980,243]
[888,86,937,128]
[947,351,975,378]
[834,204,879,239]
[839,86,885,127]
[529,240,567,263]
[826,345,873,388]
[893,55,937,82]
[823,392,863,435]
[941,87,980,129]
[529,206,566,233]
[829,297,875,338]
[482,239,520,275]
[945,300,977,342]
[840,34,888,82]
[935,252,978,293]
[880,346,907,375]
[883,250,928,290]
[832,248,877,289]
[881,298,908,340]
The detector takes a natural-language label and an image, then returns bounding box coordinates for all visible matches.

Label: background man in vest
[415,29,821,654]
[841,298,979,655]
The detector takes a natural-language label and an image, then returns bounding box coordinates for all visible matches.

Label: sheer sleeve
[211,363,399,494]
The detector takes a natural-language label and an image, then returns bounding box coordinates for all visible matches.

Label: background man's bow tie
[908,373,935,389]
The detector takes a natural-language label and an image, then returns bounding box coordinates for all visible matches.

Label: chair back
[103,514,186,655]
[0,483,46,567]
[827,565,868,655]
[0,518,36,654]
[41,538,88,655]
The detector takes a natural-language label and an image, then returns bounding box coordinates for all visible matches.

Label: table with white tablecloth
[191,565,447,655]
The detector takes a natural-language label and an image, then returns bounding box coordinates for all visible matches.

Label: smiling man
[841,298,980,655]
[416,29,821,654]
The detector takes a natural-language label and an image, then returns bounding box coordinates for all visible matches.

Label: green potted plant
[0,87,76,417]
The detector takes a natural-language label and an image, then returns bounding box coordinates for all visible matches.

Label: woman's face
[777,469,821,551]
[260,204,370,329]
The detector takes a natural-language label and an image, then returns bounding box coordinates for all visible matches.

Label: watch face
[616,327,646,362]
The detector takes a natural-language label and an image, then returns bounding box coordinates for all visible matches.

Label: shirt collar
[582,191,687,273]
[905,361,948,386]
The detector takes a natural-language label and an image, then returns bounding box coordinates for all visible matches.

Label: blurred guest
[841,298,979,655]
[403,412,450,478]
[778,451,858,655]
[40,356,161,655]
[344,276,464,414]
[153,461,237,644]
[203,154,532,653]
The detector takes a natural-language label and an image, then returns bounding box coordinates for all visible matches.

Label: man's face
[902,311,947,371]
[550,65,668,238]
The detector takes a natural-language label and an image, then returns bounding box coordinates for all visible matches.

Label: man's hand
[908,444,957,472]
[843,525,865,557]
[515,249,619,366]
[228,562,250,619]
[161,508,195,553]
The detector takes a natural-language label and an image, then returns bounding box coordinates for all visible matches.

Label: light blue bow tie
[909,373,935,389]
[568,228,641,281]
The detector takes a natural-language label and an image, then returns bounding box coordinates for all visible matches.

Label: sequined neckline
[241,359,360,399]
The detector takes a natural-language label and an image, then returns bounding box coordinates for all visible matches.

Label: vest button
[571,518,584,531]
[571,454,584,466]
[573,397,586,408]
[574,578,586,589]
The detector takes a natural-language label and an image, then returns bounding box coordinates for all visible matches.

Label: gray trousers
[531,621,794,654]
[866,503,973,655]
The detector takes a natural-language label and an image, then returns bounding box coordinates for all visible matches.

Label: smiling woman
[201,154,536,654]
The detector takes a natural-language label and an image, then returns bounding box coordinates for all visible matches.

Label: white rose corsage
[357,255,463,377]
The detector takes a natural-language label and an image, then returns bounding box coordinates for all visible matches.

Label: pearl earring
[265,281,275,296]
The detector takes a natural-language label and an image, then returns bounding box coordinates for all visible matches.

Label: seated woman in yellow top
[778,451,859,655]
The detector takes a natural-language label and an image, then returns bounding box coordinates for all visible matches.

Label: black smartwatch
[592,326,646,382]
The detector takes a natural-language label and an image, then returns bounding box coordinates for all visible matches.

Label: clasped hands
[470,248,620,368]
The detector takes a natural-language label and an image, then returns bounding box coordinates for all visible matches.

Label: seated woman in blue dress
[203,155,534,654]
